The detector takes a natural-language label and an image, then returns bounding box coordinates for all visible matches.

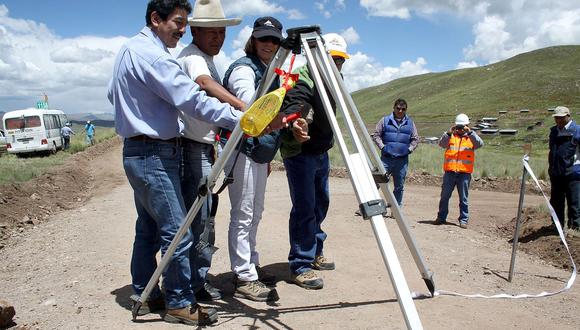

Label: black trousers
[550,175,580,229]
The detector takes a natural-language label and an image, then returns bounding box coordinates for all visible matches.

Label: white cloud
[359,1,580,64]
[341,27,360,45]
[0,5,126,113]
[221,0,304,20]
[315,1,332,19]
[456,61,479,69]
[342,53,429,91]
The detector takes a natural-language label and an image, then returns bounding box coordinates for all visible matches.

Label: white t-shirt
[226,65,257,105]
[177,43,221,143]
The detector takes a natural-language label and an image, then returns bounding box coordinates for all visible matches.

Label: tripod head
[281,25,321,54]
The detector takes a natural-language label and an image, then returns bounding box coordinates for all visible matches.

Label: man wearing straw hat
[549,106,580,232]
[177,0,242,303]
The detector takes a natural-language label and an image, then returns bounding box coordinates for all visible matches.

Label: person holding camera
[434,113,484,229]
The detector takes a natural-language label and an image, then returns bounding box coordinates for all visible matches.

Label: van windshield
[5,116,41,130]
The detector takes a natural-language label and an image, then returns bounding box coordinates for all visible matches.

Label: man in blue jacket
[371,98,419,207]
[549,106,580,231]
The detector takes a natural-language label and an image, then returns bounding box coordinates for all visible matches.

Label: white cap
[552,106,570,117]
[455,113,470,125]
[322,33,350,59]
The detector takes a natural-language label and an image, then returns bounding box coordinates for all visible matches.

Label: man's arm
[371,118,385,149]
[409,120,419,152]
[145,55,242,131]
[195,75,245,110]
[438,132,450,148]
[468,130,484,149]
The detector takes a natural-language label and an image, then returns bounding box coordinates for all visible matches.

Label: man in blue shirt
[107,0,243,326]
[60,123,75,150]
[83,121,95,145]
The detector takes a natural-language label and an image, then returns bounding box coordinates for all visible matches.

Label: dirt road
[0,141,578,329]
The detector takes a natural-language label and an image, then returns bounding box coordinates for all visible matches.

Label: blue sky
[0,1,579,114]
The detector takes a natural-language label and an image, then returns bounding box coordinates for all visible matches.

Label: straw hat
[188,0,241,27]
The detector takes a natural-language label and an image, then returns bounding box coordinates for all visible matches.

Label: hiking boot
[459,222,468,229]
[235,280,279,302]
[291,270,323,290]
[256,266,276,286]
[195,282,222,302]
[164,304,217,326]
[130,294,165,316]
[312,255,335,271]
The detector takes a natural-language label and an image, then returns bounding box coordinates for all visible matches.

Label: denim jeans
[550,175,580,229]
[437,171,471,224]
[180,139,214,292]
[123,138,193,309]
[381,155,409,206]
[284,152,330,275]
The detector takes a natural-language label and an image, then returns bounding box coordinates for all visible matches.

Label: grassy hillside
[352,45,580,154]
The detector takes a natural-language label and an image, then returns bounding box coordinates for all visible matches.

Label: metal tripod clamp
[282,26,321,54]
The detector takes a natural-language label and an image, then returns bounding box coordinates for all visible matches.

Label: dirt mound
[271,162,549,195]
[0,138,122,247]
[497,207,580,269]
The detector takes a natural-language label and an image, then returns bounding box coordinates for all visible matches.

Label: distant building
[519,109,530,113]
[482,117,498,122]
[480,128,499,135]
[498,110,507,114]
[499,129,518,135]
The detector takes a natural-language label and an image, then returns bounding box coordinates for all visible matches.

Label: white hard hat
[322,33,350,59]
[455,113,470,125]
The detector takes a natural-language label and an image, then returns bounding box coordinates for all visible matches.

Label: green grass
[351,45,580,153]
[0,126,116,184]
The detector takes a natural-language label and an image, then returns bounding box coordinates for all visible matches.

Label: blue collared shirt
[108,27,241,140]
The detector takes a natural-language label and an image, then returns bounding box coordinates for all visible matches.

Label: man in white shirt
[176,0,242,303]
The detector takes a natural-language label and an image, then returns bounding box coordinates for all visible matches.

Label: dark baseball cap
[252,16,282,39]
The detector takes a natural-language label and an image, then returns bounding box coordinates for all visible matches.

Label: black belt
[126,135,181,144]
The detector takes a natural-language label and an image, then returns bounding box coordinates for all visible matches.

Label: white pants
[225,153,268,281]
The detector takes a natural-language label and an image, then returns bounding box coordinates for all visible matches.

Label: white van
[2,108,68,155]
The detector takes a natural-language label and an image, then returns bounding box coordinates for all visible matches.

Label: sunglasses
[455,125,466,129]
[332,56,346,66]
[395,106,407,111]
[256,36,281,45]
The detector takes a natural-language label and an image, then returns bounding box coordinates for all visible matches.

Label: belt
[126,135,181,144]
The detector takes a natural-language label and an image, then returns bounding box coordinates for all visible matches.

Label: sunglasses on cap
[332,56,345,66]
[256,36,280,45]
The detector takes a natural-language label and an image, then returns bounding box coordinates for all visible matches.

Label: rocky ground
[0,138,578,329]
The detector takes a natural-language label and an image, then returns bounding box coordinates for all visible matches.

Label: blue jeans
[284,152,330,275]
[437,171,471,224]
[381,155,409,206]
[180,139,214,292]
[123,139,193,309]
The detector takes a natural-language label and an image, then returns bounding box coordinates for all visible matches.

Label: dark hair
[394,98,407,108]
[244,37,257,56]
[146,0,192,26]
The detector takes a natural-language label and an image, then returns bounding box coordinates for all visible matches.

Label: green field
[0,125,116,184]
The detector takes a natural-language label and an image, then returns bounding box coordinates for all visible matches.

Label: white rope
[420,156,576,299]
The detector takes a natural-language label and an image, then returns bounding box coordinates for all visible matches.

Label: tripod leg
[299,33,424,329]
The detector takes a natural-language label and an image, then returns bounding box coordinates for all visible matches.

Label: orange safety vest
[443,134,475,173]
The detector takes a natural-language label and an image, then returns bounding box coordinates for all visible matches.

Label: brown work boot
[164,304,217,326]
[291,270,324,290]
[312,255,335,271]
[235,279,279,302]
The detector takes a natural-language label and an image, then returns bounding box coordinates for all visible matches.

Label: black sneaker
[433,218,446,225]
[195,283,222,302]
[130,294,165,316]
[256,266,277,286]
